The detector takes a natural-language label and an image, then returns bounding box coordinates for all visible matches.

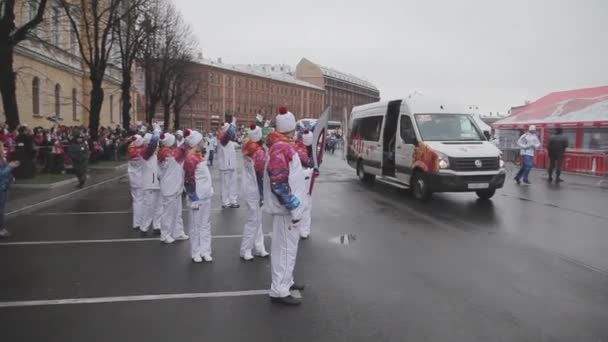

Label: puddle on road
[329,233,357,245]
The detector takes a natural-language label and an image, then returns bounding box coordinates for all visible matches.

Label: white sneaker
[0,228,11,238]
[202,254,213,262]
[254,250,269,258]
[173,233,189,241]
[161,236,175,244]
[192,255,202,263]
[241,250,254,261]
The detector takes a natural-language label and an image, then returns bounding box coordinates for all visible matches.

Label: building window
[110,95,114,123]
[32,77,40,116]
[54,84,62,118]
[52,6,60,46]
[583,128,608,151]
[70,27,77,55]
[72,88,78,120]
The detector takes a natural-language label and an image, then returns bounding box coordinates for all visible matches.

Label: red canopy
[495,86,608,127]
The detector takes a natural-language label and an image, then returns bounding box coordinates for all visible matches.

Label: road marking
[0,290,269,308]
[0,234,270,246]
[33,208,227,216]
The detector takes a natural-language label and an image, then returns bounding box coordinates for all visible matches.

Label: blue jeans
[515,155,534,182]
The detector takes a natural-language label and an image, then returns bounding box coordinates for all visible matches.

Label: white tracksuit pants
[270,215,300,298]
[220,170,238,206]
[161,193,185,240]
[131,188,144,229]
[189,198,212,258]
[141,189,162,232]
[299,194,312,237]
[240,200,267,256]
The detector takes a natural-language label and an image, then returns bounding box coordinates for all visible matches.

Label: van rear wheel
[476,188,496,200]
[411,172,432,201]
[357,161,375,183]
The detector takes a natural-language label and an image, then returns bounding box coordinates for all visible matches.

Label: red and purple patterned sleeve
[143,135,159,160]
[268,143,300,210]
[219,125,236,146]
[294,141,313,168]
[252,148,266,198]
[183,155,200,202]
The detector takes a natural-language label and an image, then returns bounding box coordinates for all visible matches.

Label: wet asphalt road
[1,154,607,342]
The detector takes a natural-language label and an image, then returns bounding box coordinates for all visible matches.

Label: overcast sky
[172,0,608,115]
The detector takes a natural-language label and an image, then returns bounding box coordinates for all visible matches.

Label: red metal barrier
[561,152,608,176]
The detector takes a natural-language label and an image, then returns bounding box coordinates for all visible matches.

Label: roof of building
[318,65,378,91]
[495,86,608,126]
[196,58,324,91]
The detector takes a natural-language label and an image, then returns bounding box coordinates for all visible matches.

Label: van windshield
[414,114,484,141]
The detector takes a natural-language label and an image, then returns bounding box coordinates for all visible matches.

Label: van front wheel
[411,172,432,201]
[476,188,496,200]
[357,161,375,183]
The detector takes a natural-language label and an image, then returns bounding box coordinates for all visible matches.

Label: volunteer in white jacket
[239,124,269,261]
[514,125,541,185]
[216,120,239,208]
[298,130,315,239]
[158,133,188,244]
[264,107,307,306]
[183,129,214,263]
[140,130,162,234]
[127,134,147,230]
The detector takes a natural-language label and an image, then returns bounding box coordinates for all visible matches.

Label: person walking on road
[217,119,239,208]
[294,129,314,240]
[140,130,162,235]
[547,128,569,183]
[157,133,189,244]
[207,133,216,167]
[67,129,89,188]
[514,125,541,185]
[127,134,146,231]
[0,142,20,238]
[183,130,214,263]
[264,107,307,306]
[239,124,269,261]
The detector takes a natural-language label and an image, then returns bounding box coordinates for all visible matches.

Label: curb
[11,178,78,190]
[6,174,127,219]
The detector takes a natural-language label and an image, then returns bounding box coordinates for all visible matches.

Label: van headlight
[499,155,505,168]
[437,153,450,169]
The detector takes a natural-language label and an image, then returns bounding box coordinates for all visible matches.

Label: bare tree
[58,0,139,140]
[0,0,49,130]
[172,63,201,130]
[113,0,148,130]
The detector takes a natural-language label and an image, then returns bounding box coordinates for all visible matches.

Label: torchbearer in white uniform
[216,119,239,208]
[183,129,214,263]
[175,130,185,147]
[240,124,269,261]
[295,129,315,239]
[127,134,146,230]
[157,133,188,244]
[140,130,162,234]
[264,106,307,306]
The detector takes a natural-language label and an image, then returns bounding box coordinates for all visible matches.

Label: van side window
[351,119,361,138]
[359,116,383,141]
[400,115,416,144]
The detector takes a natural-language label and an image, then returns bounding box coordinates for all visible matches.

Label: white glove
[190,201,202,210]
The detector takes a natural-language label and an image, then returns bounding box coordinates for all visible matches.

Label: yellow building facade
[1,0,124,129]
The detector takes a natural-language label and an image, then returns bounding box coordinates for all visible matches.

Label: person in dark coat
[67,130,90,188]
[547,128,569,183]
[13,126,36,179]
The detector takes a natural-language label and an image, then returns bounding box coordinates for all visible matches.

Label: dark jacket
[548,134,568,159]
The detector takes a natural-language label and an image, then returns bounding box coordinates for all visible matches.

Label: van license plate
[468,183,489,189]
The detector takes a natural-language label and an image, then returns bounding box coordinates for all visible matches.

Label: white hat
[160,133,176,147]
[130,134,144,147]
[184,129,203,147]
[248,124,262,143]
[276,106,296,133]
[142,133,153,144]
[302,129,314,146]
[139,126,147,134]
[528,125,537,132]
[175,130,184,137]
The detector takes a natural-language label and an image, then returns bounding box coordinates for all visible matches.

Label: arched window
[110,95,114,123]
[54,84,61,118]
[32,77,40,116]
[72,89,78,120]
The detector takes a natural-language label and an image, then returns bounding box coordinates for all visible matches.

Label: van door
[395,114,417,184]
[359,115,384,175]
[382,100,401,177]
